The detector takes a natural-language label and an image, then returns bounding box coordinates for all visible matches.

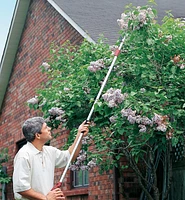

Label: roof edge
[47,0,96,44]
[0,0,31,111]
[0,0,95,112]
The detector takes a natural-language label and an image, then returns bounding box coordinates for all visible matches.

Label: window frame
[72,169,89,188]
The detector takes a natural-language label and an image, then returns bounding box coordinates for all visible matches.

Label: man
[13,117,89,200]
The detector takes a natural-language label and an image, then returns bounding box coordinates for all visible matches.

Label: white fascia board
[0,0,31,111]
[47,0,96,44]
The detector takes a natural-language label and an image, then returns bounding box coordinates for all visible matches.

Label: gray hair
[22,117,45,142]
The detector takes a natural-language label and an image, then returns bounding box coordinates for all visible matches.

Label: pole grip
[51,182,65,198]
[51,181,62,190]
[114,49,121,56]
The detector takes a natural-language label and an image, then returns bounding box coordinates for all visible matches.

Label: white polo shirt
[13,142,70,200]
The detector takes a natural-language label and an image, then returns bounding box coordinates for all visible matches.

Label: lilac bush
[27,3,185,199]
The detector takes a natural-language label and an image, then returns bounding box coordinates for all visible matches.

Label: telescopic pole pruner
[52,36,126,190]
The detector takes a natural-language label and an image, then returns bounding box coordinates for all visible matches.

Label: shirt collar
[27,142,42,155]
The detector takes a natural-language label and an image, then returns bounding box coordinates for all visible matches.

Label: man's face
[39,122,52,142]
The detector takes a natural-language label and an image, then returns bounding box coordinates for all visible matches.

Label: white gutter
[0,0,31,111]
[47,0,96,44]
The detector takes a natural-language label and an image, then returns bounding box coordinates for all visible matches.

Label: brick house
[0,0,185,200]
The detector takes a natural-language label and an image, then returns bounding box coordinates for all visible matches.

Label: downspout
[1,166,7,200]
[113,165,120,200]
[113,148,120,200]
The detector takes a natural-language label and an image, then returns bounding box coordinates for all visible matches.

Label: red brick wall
[88,167,114,200]
[0,0,83,199]
[0,0,115,200]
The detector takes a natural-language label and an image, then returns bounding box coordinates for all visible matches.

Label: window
[16,138,50,152]
[73,170,89,187]
[16,139,27,152]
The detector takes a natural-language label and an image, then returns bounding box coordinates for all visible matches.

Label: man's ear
[35,133,41,139]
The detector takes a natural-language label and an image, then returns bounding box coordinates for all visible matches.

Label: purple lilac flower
[140,116,153,126]
[166,35,172,42]
[127,115,136,124]
[180,64,185,69]
[121,108,136,117]
[121,109,168,134]
[69,150,96,171]
[42,62,50,70]
[87,59,105,72]
[55,115,66,122]
[166,130,173,140]
[152,113,163,124]
[39,99,46,107]
[87,158,97,169]
[27,96,39,105]
[80,166,87,170]
[108,100,117,108]
[48,107,65,116]
[117,13,129,30]
[156,124,167,132]
[64,87,70,91]
[102,88,127,108]
[44,117,51,123]
[117,6,155,30]
[109,116,118,123]
[138,124,147,133]
[82,135,93,145]
[135,115,142,124]
[140,88,146,93]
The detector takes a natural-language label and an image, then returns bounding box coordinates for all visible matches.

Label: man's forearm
[19,188,46,200]
[68,121,89,162]
[68,132,82,162]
